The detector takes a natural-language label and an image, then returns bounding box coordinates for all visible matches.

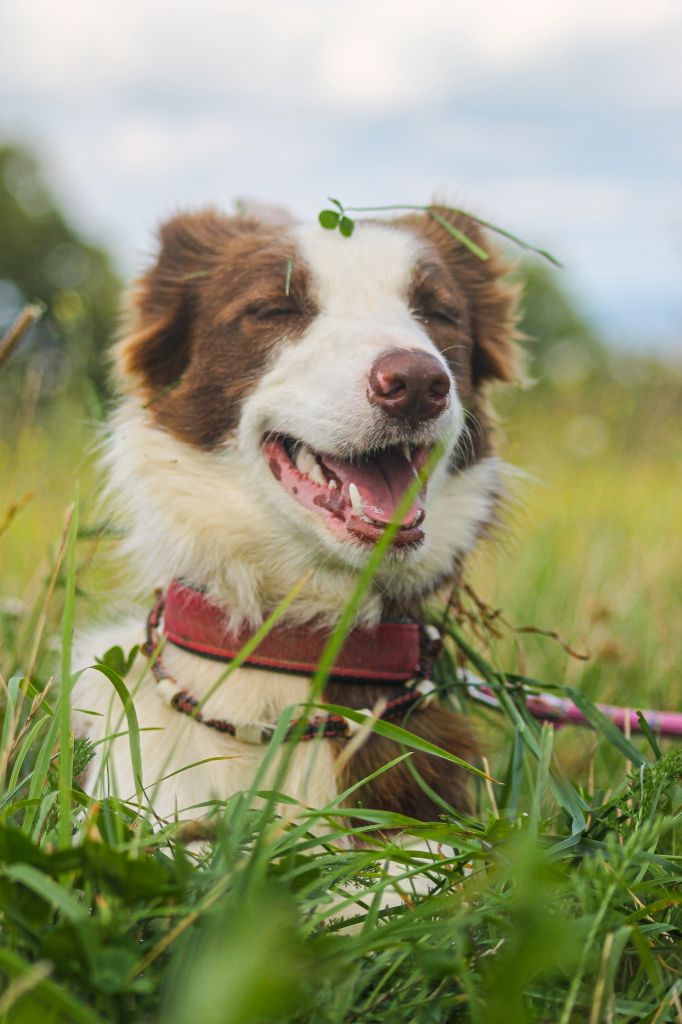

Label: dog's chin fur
[73,205,521,822]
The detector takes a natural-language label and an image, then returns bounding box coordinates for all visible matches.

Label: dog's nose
[368,349,450,422]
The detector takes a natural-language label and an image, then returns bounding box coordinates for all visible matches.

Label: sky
[1,0,681,351]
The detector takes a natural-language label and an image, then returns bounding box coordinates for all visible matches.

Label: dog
[72,204,520,824]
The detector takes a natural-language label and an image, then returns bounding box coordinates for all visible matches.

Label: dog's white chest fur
[72,622,338,818]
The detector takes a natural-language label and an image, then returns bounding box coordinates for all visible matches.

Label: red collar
[158,579,430,683]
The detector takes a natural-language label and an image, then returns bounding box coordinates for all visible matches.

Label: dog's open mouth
[262,435,429,547]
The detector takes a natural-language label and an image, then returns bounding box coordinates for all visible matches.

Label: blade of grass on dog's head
[426,209,489,261]
[467,213,563,267]
[336,200,560,265]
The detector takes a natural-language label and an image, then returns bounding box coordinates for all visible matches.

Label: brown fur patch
[325,681,478,819]
[401,208,521,477]
[116,206,518,455]
[402,207,521,388]
[116,210,317,449]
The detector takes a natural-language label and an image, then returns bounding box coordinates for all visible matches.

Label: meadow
[0,350,680,1022]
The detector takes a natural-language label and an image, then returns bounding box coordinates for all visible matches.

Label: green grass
[0,368,680,1023]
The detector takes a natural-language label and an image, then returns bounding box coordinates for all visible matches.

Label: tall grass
[0,365,680,1022]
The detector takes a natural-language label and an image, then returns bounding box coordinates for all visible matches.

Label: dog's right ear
[115,211,235,394]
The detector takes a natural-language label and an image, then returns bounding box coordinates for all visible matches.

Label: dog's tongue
[319,448,424,526]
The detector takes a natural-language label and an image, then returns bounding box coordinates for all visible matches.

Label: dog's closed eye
[420,308,462,328]
[246,303,301,322]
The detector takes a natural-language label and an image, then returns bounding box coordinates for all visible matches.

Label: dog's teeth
[308,463,327,488]
[328,479,337,490]
[295,445,316,475]
[348,482,364,514]
[401,443,411,461]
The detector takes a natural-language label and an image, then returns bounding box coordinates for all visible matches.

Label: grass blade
[58,492,79,848]
[315,703,492,779]
[88,664,144,806]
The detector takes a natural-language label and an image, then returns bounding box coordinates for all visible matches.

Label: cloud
[0,0,680,346]
[3,0,680,110]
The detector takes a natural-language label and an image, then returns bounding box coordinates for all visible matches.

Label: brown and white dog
[72,205,519,823]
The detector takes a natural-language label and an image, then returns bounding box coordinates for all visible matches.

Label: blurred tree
[516,262,608,388]
[0,144,606,399]
[0,144,121,395]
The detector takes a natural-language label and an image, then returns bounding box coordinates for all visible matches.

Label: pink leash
[461,672,682,739]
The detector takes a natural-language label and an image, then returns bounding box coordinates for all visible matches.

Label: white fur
[242,222,463,464]
[73,220,508,820]
[72,626,337,819]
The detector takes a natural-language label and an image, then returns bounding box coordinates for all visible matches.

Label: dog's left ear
[408,206,522,387]
[115,210,243,395]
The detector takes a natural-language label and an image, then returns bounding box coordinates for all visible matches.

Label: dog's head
[112,207,520,621]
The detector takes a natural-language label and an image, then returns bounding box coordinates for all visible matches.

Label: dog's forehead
[294,222,424,313]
